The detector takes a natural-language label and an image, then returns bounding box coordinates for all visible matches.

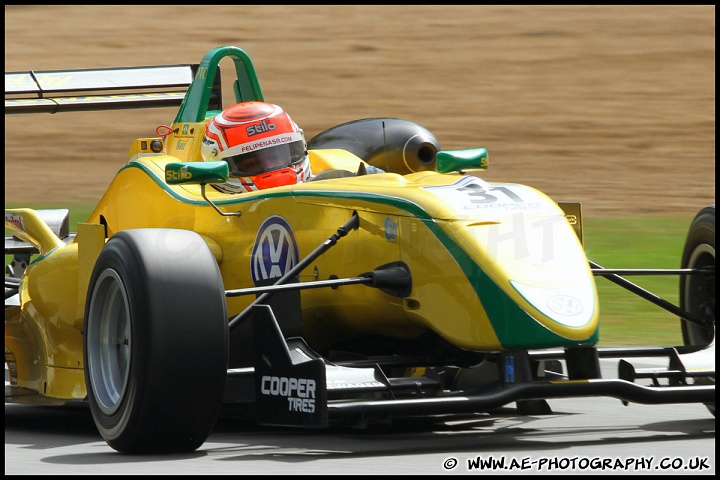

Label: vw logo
[546,295,583,316]
[251,216,299,285]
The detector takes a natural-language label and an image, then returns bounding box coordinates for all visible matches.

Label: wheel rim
[684,243,715,345]
[87,268,132,415]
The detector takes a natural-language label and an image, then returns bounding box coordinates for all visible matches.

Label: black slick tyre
[678,205,715,417]
[83,229,228,453]
[680,205,715,346]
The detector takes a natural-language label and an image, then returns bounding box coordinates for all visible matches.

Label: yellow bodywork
[5,148,599,401]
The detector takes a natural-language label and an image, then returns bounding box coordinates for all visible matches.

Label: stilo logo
[246,119,276,136]
[251,215,299,285]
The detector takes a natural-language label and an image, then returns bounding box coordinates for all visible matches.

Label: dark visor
[225,140,306,177]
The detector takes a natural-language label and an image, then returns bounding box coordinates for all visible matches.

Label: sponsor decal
[260,375,316,413]
[251,215,299,285]
[546,295,584,316]
[5,92,184,106]
[239,133,302,154]
[384,217,398,242]
[511,279,594,328]
[5,213,25,233]
[327,381,385,390]
[165,166,192,182]
[424,177,544,213]
[6,74,72,89]
[246,119,276,136]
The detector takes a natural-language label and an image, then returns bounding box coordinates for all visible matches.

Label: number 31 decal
[459,183,523,204]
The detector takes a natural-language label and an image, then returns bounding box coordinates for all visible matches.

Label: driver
[201,101,312,193]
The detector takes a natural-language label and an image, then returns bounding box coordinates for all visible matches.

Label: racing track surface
[5,359,715,475]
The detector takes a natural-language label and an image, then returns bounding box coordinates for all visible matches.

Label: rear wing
[5,64,223,114]
[5,46,264,124]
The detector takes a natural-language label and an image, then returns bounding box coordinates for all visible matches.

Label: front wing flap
[245,304,714,428]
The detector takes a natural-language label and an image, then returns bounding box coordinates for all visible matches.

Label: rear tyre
[679,206,715,416]
[84,229,228,453]
[680,206,715,346]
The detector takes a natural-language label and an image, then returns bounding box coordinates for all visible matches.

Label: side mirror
[435,148,489,173]
[165,161,241,217]
[165,161,229,185]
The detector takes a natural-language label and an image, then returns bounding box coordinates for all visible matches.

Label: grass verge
[6,204,696,347]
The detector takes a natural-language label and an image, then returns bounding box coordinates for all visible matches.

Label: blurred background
[4,5,715,345]
[5,5,715,215]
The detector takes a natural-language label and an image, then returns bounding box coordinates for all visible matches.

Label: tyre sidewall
[83,229,228,453]
[83,233,153,447]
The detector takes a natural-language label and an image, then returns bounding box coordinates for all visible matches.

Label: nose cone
[421,175,599,347]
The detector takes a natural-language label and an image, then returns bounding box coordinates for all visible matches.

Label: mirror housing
[435,148,488,173]
[165,161,229,185]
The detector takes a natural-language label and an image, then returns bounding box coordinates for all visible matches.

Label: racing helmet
[201,102,312,193]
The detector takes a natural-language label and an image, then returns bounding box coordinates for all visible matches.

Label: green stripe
[126,162,597,348]
[424,220,598,348]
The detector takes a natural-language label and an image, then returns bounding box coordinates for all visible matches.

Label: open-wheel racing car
[5,46,715,454]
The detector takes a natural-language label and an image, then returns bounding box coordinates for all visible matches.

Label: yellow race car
[5,46,714,454]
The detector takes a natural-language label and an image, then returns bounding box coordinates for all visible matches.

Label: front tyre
[84,229,228,453]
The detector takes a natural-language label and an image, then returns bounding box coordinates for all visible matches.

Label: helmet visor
[225,140,306,177]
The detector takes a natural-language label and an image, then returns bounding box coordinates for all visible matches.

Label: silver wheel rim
[87,268,132,415]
